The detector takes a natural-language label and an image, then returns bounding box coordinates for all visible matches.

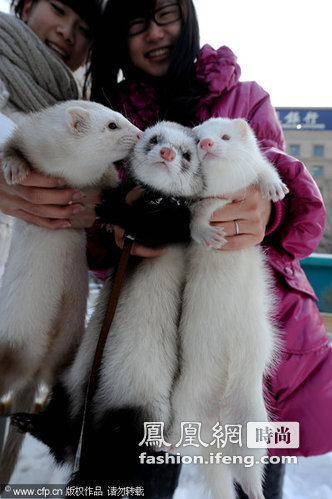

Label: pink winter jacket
[87,45,331,457]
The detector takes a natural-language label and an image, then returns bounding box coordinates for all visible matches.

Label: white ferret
[0,100,140,483]
[66,121,204,428]
[169,118,288,499]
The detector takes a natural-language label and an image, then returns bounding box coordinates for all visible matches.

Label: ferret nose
[200,138,214,150]
[160,147,176,162]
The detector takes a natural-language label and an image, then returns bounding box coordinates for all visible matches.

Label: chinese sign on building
[276,109,332,130]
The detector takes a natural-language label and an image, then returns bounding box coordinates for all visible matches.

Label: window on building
[311,166,324,178]
[313,145,324,157]
[288,144,300,156]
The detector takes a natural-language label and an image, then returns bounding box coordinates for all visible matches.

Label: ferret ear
[66,107,90,134]
[233,118,250,137]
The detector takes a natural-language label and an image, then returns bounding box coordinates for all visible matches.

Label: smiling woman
[127,1,183,78]
[0,0,103,273]
[0,0,103,225]
[89,0,204,128]
[20,0,92,71]
[11,0,101,71]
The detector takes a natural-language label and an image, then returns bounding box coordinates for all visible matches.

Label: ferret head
[60,101,141,187]
[126,121,203,198]
[10,100,141,188]
[193,117,260,195]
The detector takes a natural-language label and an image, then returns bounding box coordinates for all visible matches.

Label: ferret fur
[0,100,140,485]
[169,118,287,499]
[12,121,203,493]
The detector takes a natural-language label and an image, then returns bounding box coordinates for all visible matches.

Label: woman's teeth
[147,48,169,58]
[47,42,68,60]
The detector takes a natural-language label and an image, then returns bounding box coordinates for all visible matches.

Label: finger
[4,208,71,230]
[211,220,246,237]
[18,171,66,188]
[222,184,260,202]
[125,187,145,205]
[113,225,165,257]
[221,234,262,251]
[80,187,102,205]
[210,186,263,223]
[211,200,270,230]
[1,192,85,219]
[210,202,246,223]
[12,184,84,206]
[111,226,126,249]
[22,202,86,220]
[70,207,97,229]
[130,242,165,258]
[212,219,265,242]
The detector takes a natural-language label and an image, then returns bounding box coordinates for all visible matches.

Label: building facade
[276,108,332,252]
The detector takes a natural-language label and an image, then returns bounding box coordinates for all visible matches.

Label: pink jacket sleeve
[246,82,326,261]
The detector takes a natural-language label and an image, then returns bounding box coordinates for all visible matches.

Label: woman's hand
[0,167,101,229]
[112,225,165,257]
[210,185,272,250]
[111,185,271,256]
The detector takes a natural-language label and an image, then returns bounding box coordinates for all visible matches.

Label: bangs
[60,0,103,32]
[125,0,155,19]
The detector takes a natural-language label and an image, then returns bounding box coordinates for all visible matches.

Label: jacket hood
[195,44,241,104]
[119,44,241,129]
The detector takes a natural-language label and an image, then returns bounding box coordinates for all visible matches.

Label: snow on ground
[6,433,332,499]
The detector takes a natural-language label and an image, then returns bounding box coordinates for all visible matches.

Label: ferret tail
[0,382,38,489]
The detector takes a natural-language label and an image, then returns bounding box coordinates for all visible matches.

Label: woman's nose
[57,23,75,44]
[145,20,165,40]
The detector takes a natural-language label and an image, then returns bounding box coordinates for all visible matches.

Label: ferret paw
[2,157,30,184]
[192,224,227,249]
[262,181,289,202]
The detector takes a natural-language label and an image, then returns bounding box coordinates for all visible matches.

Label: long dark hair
[89,0,208,126]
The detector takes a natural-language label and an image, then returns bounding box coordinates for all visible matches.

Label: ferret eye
[183,151,191,161]
[150,136,158,145]
[222,134,230,141]
[108,122,118,130]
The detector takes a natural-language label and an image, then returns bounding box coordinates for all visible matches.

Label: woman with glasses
[85,0,332,498]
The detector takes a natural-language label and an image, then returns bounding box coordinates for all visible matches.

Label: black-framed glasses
[128,3,182,36]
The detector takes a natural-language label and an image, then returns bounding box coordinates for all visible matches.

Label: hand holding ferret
[209,184,272,250]
[0,165,101,229]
